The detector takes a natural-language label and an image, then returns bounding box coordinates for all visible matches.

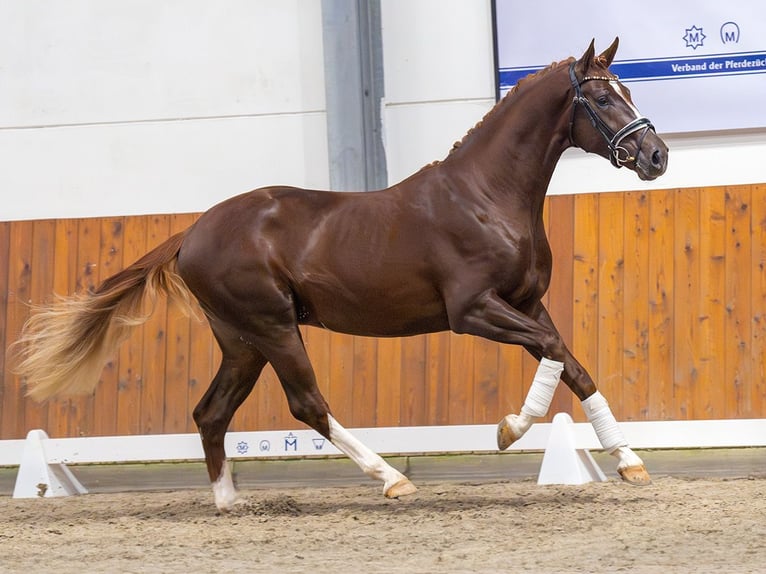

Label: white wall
[2,1,765,222]
[0,1,328,221]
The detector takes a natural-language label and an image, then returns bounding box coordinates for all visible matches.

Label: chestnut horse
[13,39,667,511]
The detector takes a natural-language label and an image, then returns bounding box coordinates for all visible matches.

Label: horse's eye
[596,95,609,108]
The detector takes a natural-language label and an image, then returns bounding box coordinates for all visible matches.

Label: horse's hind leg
[261,327,417,498]
[193,343,267,512]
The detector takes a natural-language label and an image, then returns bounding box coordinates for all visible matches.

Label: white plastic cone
[12,429,88,498]
[537,412,607,485]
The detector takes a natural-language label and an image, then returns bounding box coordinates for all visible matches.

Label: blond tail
[10,230,196,402]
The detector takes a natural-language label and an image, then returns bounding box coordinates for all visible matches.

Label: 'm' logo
[683,25,706,50]
[720,22,740,44]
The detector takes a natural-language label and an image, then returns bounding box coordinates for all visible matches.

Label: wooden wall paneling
[5,183,766,440]
[0,222,9,436]
[23,220,57,433]
[597,192,625,419]
[1,222,32,439]
[546,194,575,418]
[647,189,675,419]
[622,192,651,419]
[673,189,700,419]
[724,186,753,416]
[752,184,766,415]
[376,337,402,426]
[47,219,79,438]
[698,187,727,419]
[352,335,378,427]
[116,216,147,435]
[163,214,196,433]
[91,217,124,436]
[572,193,599,421]
[424,331,450,425]
[139,215,171,434]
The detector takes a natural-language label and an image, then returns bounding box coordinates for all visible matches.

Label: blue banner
[499,51,766,91]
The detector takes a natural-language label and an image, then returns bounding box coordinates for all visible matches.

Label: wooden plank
[673,189,700,419]
[91,217,124,436]
[71,218,101,436]
[352,335,378,427]
[622,191,650,419]
[185,213,216,432]
[23,219,57,433]
[546,194,574,418]
[697,187,726,419]
[447,333,473,424]
[0,222,10,436]
[139,215,171,434]
[304,326,331,403]
[647,189,675,419]
[116,216,147,435]
[2,222,34,438]
[497,341,524,421]
[376,337,402,426]
[162,213,196,433]
[724,186,752,417]
[751,183,766,417]
[597,192,625,419]
[400,335,427,426]
[572,193,599,422]
[424,331,450,425]
[472,336,499,424]
[47,219,79,438]
[329,331,355,423]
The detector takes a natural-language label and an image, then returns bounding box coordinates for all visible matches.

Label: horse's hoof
[215,496,245,513]
[385,478,417,499]
[618,465,652,485]
[497,416,522,450]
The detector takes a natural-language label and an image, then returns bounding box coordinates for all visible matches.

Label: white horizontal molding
[1,418,764,467]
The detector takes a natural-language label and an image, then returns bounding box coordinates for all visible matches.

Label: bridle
[568,62,655,168]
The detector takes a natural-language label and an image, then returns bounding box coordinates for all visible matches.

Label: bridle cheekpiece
[568,62,655,168]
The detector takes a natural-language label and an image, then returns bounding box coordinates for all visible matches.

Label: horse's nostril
[651,149,663,168]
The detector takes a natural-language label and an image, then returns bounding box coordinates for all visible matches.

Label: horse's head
[569,38,668,181]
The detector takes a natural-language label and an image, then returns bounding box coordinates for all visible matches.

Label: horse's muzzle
[635,135,668,181]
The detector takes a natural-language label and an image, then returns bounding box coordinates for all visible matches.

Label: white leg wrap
[520,358,564,418]
[328,415,408,494]
[581,391,628,453]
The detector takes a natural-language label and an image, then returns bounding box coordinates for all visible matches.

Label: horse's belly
[296,277,450,337]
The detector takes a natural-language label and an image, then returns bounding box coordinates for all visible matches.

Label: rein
[568,62,654,168]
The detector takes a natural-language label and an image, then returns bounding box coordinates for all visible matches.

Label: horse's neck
[442,67,572,210]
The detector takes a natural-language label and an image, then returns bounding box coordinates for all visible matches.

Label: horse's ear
[574,39,596,77]
[598,37,620,67]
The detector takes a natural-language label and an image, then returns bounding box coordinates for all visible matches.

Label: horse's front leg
[528,304,650,484]
[449,292,650,484]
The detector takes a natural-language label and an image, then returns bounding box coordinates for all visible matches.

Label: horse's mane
[418,57,576,172]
